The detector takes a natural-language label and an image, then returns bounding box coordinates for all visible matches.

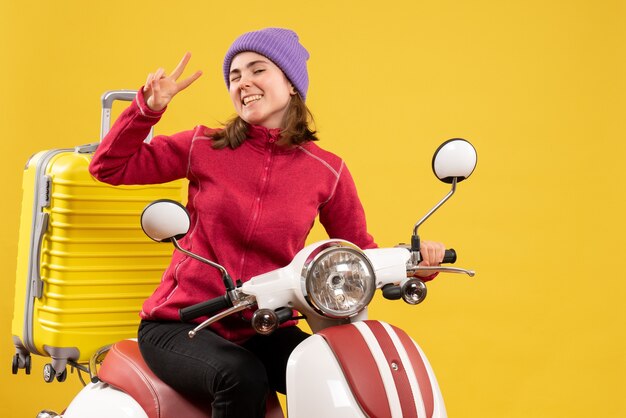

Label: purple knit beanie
[223,28,310,101]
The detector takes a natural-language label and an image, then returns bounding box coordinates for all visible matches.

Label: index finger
[170,52,192,80]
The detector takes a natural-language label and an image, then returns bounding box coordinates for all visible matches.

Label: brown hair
[211,94,318,149]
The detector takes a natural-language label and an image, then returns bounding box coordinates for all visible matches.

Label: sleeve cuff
[420,272,439,282]
[135,86,167,118]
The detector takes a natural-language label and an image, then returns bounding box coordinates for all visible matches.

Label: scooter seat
[98,339,284,418]
[98,339,211,418]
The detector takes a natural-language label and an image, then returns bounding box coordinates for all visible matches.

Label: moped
[37,138,477,418]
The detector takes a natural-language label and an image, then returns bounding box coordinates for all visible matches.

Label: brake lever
[188,296,256,338]
[407,265,476,277]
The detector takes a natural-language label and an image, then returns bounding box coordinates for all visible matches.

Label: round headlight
[302,243,376,318]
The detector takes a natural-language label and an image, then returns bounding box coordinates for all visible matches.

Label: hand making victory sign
[143,52,203,112]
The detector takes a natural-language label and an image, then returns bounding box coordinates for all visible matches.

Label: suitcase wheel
[11,353,31,375]
[43,363,55,383]
[43,363,66,383]
[43,363,67,383]
[11,354,18,374]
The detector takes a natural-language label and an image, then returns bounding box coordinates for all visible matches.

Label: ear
[289,84,297,96]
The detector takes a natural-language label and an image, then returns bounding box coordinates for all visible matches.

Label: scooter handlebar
[179,295,233,322]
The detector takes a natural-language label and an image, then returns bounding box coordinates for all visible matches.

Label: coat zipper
[238,134,276,279]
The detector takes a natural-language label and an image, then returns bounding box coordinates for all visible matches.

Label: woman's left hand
[413,240,446,278]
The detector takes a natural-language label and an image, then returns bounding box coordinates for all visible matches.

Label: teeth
[243,95,262,106]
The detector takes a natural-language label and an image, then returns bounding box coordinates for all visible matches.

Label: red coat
[89,90,376,342]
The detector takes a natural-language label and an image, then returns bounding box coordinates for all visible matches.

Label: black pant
[138,320,309,418]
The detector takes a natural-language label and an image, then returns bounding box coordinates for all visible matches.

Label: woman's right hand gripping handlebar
[143,52,203,112]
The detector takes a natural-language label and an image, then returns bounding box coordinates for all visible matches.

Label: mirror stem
[171,238,235,291]
[411,177,458,252]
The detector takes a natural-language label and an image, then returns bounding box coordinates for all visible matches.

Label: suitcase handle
[30,212,49,298]
[101,90,137,110]
[99,90,154,142]
[77,90,154,154]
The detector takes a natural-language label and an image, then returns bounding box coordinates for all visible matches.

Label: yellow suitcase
[11,91,185,382]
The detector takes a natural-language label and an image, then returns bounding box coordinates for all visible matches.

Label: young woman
[89,27,446,418]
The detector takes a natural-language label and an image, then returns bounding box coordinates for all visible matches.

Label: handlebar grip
[179,295,232,322]
[443,249,457,264]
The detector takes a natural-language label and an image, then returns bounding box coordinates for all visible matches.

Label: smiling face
[229,51,296,129]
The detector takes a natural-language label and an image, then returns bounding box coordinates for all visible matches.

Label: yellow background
[1,0,625,416]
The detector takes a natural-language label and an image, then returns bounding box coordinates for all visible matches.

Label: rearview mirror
[432,138,477,183]
[141,199,190,242]
[411,138,478,253]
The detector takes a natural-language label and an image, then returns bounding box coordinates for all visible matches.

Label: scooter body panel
[411,337,447,418]
[286,334,365,417]
[287,322,447,418]
[62,381,148,418]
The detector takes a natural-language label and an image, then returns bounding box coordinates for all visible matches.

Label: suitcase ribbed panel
[13,150,185,364]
